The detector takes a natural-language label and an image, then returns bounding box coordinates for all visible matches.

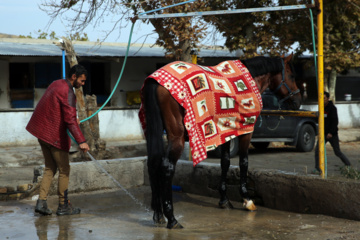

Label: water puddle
[1,186,360,239]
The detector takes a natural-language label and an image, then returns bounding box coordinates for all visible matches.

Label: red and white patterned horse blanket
[139,60,263,166]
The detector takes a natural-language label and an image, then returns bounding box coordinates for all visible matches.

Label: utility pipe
[139,0,196,16]
[62,49,66,79]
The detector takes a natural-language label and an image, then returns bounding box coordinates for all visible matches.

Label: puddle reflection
[35,215,73,240]
[2,187,360,240]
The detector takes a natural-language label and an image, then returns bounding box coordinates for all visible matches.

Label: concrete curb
[6,155,359,222]
[249,169,360,221]
[30,157,146,199]
[1,157,147,200]
[171,160,360,221]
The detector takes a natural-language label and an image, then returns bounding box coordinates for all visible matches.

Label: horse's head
[269,54,302,110]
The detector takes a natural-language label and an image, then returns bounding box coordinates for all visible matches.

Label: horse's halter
[273,59,300,107]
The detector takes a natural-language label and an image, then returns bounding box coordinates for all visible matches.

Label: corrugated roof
[0,38,238,58]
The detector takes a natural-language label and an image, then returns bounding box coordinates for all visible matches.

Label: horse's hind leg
[160,138,184,229]
[157,86,185,229]
[218,141,234,209]
[143,80,166,225]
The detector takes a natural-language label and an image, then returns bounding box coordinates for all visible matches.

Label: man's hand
[326,133,333,140]
[79,142,90,153]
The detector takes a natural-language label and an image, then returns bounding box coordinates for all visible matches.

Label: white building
[0,38,240,146]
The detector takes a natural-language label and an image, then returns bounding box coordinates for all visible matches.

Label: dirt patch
[106,144,148,158]
[70,144,147,162]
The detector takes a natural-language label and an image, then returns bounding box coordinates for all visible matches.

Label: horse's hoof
[243,199,257,211]
[153,213,166,225]
[167,221,184,229]
[219,199,234,209]
[155,217,166,225]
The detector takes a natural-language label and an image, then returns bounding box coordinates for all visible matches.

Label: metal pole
[139,0,196,16]
[138,4,315,19]
[317,0,326,178]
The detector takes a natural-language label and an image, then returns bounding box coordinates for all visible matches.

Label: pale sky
[1,0,226,46]
[0,0,158,43]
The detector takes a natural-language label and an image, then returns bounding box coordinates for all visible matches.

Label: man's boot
[35,199,52,215]
[56,200,81,216]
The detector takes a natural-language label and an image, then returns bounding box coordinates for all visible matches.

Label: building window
[9,61,111,108]
[81,62,110,106]
[9,63,34,108]
[34,63,62,88]
[335,77,360,101]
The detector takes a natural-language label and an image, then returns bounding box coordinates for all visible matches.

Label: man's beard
[73,80,81,89]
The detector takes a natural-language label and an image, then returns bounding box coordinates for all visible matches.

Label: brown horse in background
[141,54,301,229]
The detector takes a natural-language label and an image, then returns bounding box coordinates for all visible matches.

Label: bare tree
[205,0,360,101]
[55,37,107,160]
[41,0,208,62]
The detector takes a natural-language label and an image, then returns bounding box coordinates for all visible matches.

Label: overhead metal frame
[138,1,315,19]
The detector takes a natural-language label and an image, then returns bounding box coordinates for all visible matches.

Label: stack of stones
[0,167,41,201]
[0,183,36,201]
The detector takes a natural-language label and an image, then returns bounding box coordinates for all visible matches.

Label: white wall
[301,102,360,128]
[98,109,144,141]
[1,103,359,147]
[0,109,144,147]
[110,58,170,107]
[0,111,35,146]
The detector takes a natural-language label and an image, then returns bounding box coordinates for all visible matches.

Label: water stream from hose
[87,152,151,215]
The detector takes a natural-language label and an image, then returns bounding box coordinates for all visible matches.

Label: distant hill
[0,33,19,38]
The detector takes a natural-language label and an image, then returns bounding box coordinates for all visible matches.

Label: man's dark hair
[324,91,330,98]
[67,64,88,79]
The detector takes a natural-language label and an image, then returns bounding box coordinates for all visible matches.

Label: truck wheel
[251,142,270,150]
[214,138,239,158]
[296,124,315,152]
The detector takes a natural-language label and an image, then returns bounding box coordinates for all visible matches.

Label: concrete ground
[204,128,360,179]
[2,186,360,240]
[1,128,359,189]
[0,128,359,239]
[206,140,360,179]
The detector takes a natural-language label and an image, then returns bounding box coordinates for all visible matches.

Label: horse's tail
[143,79,164,162]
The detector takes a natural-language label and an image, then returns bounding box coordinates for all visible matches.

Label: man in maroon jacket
[27,64,90,216]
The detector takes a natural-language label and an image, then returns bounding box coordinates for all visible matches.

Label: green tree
[41,0,208,62]
[315,0,359,100]
[19,29,88,41]
[69,32,89,41]
[204,0,280,58]
[205,0,360,101]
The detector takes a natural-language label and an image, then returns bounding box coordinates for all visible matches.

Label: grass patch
[340,166,360,180]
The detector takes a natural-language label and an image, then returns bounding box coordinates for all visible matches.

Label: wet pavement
[2,186,360,240]
[1,138,359,190]
[0,129,360,239]
[1,128,360,189]
[206,141,360,179]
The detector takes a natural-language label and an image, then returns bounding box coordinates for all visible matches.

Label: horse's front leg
[238,134,256,211]
[218,141,233,209]
[161,140,184,229]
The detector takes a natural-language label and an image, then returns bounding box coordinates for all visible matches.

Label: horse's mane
[241,56,283,78]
